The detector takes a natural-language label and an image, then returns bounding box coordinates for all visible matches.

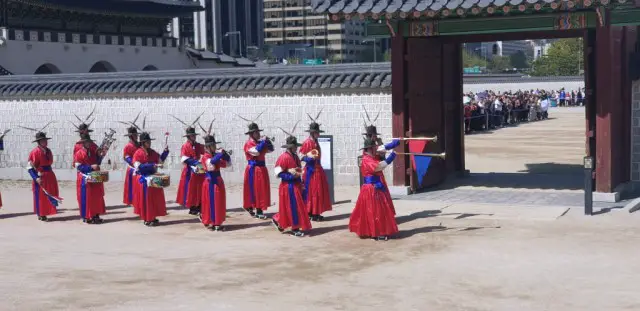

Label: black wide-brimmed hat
[139,132,155,143]
[183,126,198,137]
[363,124,380,136]
[305,108,325,133]
[281,135,301,148]
[361,137,378,150]
[203,135,220,146]
[125,126,139,137]
[32,132,52,143]
[79,133,94,143]
[245,122,264,135]
[306,122,324,133]
[75,123,94,133]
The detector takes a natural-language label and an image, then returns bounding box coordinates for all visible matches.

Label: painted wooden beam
[391,24,409,187]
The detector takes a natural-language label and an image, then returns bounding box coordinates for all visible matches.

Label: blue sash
[364,175,385,190]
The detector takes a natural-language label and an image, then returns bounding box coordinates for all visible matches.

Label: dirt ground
[2,107,640,311]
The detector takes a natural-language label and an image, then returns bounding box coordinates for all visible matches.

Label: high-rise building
[189,0,263,57]
[263,0,367,63]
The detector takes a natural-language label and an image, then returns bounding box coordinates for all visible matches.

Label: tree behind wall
[531,38,583,76]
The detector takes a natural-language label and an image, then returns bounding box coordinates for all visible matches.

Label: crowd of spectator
[463,88,583,134]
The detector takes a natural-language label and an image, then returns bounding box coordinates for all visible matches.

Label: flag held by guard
[408,140,432,186]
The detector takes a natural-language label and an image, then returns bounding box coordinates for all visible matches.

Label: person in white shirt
[540,95,550,119]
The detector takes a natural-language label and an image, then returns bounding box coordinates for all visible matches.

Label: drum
[148,174,170,188]
[85,171,109,183]
[193,163,206,174]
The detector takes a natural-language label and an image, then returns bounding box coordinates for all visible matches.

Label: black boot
[290,229,305,237]
[244,207,256,217]
[188,207,198,215]
[271,219,284,233]
[254,209,267,220]
[92,215,104,224]
[194,206,201,215]
[38,216,48,222]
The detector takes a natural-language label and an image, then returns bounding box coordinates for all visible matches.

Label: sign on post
[303,59,323,65]
[318,135,335,204]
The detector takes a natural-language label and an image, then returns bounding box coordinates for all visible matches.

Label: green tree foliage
[509,50,529,69]
[463,50,486,68]
[488,55,511,72]
[531,38,583,76]
[383,50,392,61]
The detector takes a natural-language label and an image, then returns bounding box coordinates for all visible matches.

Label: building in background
[263,0,367,63]
[531,39,556,60]
[0,0,255,75]
[189,0,263,57]
[465,40,534,61]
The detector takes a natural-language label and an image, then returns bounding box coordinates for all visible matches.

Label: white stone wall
[0,38,195,74]
[632,80,640,182]
[0,94,392,185]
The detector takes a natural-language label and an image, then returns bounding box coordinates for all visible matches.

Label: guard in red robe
[363,124,399,214]
[122,125,140,208]
[200,130,230,231]
[272,134,312,237]
[133,132,169,226]
[349,138,399,241]
[26,131,60,221]
[299,120,331,221]
[176,126,205,215]
[74,134,106,224]
[242,122,274,220]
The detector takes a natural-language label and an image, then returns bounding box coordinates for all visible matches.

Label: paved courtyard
[1,107,640,311]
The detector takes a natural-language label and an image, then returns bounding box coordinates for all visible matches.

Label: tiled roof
[310,0,605,17]
[0,63,581,98]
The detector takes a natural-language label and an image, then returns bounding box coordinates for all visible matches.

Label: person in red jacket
[176,125,205,216]
[133,131,169,227]
[272,124,312,237]
[24,127,61,221]
[122,124,140,209]
[74,134,106,224]
[242,121,274,220]
[299,112,331,221]
[199,123,231,231]
[349,137,399,241]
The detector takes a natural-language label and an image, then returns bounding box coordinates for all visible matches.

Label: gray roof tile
[311,0,565,15]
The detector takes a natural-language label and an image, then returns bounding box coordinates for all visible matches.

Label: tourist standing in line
[241,118,274,220]
[74,134,106,224]
[272,125,312,237]
[349,137,399,241]
[199,122,230,231]
[133,130,170,227]
[173,114,205,216]
[299,111,332,221]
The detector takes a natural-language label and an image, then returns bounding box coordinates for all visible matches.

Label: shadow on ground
[415,162,584,192]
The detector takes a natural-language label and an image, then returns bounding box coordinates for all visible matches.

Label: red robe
[273,151,312,231]
[200,152,228,226]
[176,141,205,208]
[122,141,139,207]
[28,146,59,217]
[74,146,106,219]
[299,137,332,215]
[133,148,167,222]
[243,138,272,210]
[349,153,398,238]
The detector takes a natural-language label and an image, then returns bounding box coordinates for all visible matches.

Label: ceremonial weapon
[394,151,446,159]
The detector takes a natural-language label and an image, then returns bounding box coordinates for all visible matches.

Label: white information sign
[318,137,332,170]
